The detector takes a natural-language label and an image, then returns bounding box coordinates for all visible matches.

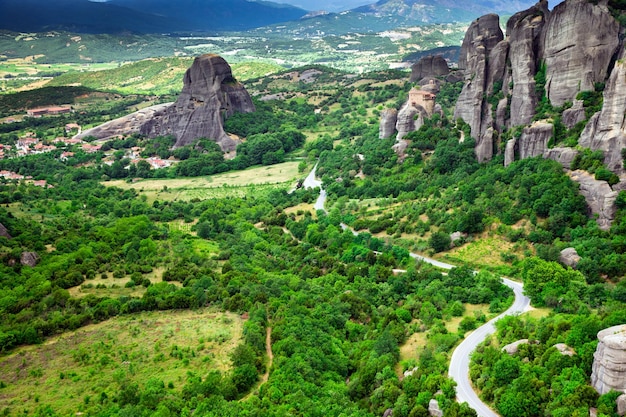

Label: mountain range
[0,0,544,34]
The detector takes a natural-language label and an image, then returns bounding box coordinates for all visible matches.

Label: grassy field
[0,309,243,416]
[105,161,301,202]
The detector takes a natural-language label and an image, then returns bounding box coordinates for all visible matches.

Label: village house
[82,143,102,153]
[60,151,75,161]
[65,123,81,133]
[16,137,38,151]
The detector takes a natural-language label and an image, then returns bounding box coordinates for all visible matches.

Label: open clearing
[105,161,301,202]
[0,309,243,416]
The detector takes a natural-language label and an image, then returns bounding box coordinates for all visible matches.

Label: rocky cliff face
[396,102,428,141]
[454,0,622,169]
[570,170,618,230]
[379,109,398,139]
[592,325,626,395]
[454,14,504,162]
[579,47,626,173]
[540,0,620,107]
[78,54,255,152]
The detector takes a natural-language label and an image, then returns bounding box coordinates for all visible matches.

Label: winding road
[303,165,532,417]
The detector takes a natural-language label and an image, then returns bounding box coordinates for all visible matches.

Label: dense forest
[0,61,626,417]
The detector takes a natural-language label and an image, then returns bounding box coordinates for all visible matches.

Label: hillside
[1,0,626,416]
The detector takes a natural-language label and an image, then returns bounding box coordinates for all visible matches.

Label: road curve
[448,278,531,417]
[305,164,532,417]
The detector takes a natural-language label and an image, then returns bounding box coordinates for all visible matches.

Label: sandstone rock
[590,407,598,417]
[541,0,620,107]
[379,109,398,139]
[79,55,254,152]
[0,223,11,239]
[617,394,626,417]
[410,56,449,82]
[554,343,576,356]
[403,366,419,379]
[445,72,464,83]
[392,140,409,162]
[20,251,40,267]
[579,48,626,173]
[562,100,587,129]
[383,409,393,417]
[495,97,509,132]
[544,147,579,169]
[559,247,581,269]
[418,78,441,95]
[76,103,172,141]
[428,399,443,417]
[458,14,503,71]
[507,1,550,128]
[140,54,255,151]
[450,231,464,244]
[454,14,504,162]
[504,138,517,167]
[570,170,617,230]
[518,122,553,160]
[591,324,626,394]
[396,102,427,141]
[502,339,529,355]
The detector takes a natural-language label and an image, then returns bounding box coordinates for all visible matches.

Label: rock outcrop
[379,109,398,139]
[618,394,626,417]
[502,339,530,355]
[507,1,550,128]
[454,14,504,162]
[591,325,626,395]
[454,0,622,172]
[553,343,576,356]
[559,247,581,268]
[0,223,11,240]
[410,56,450,82]
[579,48,626,173]
[395,102,428,141]
[428,399,443,417]
[561,100,586,129]
[20,252,40,267]
[540,0,620,107]
[544,147,578,169]
[569,170,618,231]
[78,54,255,152]
[76,103,172,142]
[517,122,553,160]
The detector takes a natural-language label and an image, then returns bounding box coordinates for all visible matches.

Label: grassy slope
[0,309,243,416]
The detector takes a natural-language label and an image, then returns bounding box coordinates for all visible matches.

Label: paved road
[448,278,531,417]
[305,163,532,416]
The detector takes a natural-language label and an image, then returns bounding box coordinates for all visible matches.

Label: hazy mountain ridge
[0,0,308,33]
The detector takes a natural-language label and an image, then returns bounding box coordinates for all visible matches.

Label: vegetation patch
[0,309,243,416]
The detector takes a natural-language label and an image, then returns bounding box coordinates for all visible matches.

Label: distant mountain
[0,0,308,34]
[352,0,538,23]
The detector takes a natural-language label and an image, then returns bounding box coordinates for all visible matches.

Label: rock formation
[553,343,576,356]
[569,170,618,231]
[579,48,626,174]
[395,101,428,141]
[0,223,11,240]
[618,394,626,417]
[20,252,40,267]
[78,54,255,152]
[591,325,626,395]
[454,14,504,162]
[559,247,581,268]
[454,0,623,172]
[410,56,450,82]
[502,339,530,355]
[540,0,620,107]
[543,147,578,169]
[561,100,586,129]
[77,103,172,142]
[507,1,549,128]
[518,122,554,160]
[379,109,398,139]
[428,399,443,417]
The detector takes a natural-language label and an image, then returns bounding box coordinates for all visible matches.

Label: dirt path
[261,326,273,384]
